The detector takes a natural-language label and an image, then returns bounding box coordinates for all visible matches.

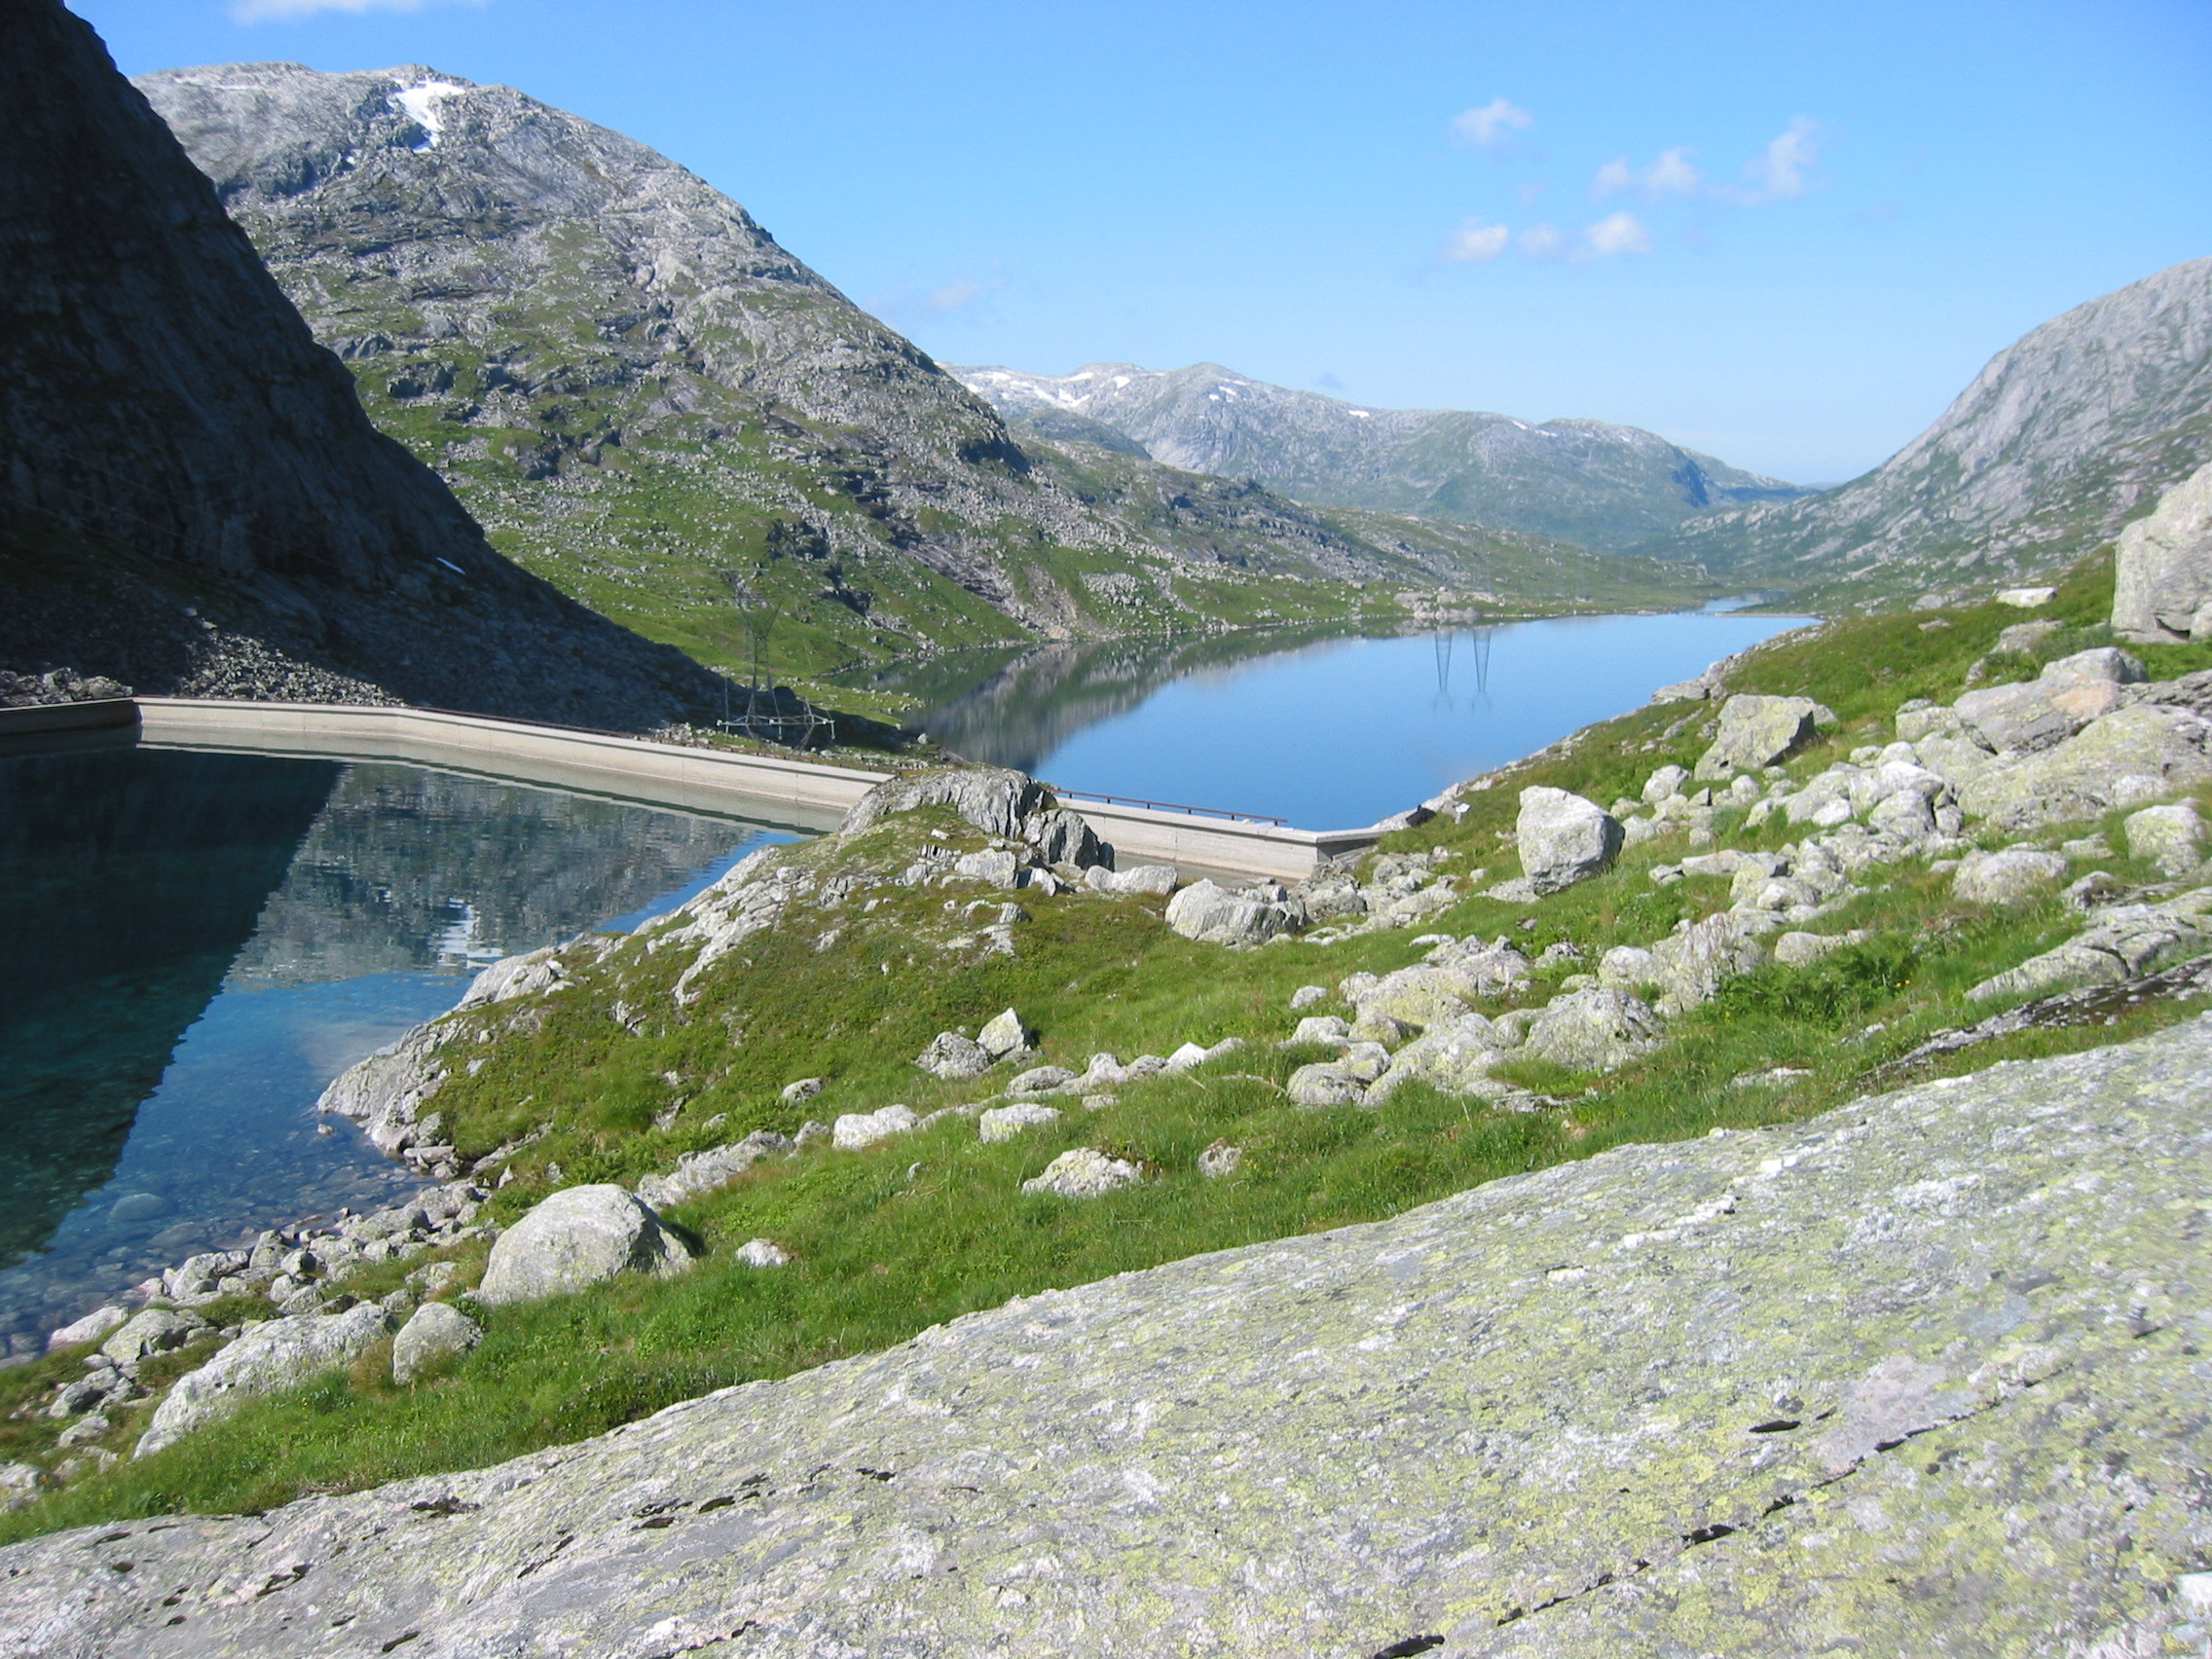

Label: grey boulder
[1515,787,1622,896]
[2113,459,2212,642]
[1019,1147,1142,1198]
[99,1307,207,1367]
[137,1305,393,1456]
[1163,879,1304,945]
[391,1302,482,1385]
[1956,704,2212,830]
[475,1185,692,1307]
[1954,647,2146,754]
[1953,849,2072,904]
[1523,987,1664,1072]
[840,766,1043,840]
[2124,801,2206,875]
[1286,1062,1369,1107]
[1693,693,1826,779]
[914,1031,993,1081]
[977,1008,1032,1057]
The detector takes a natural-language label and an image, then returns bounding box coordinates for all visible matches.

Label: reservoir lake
[0,608,1805,1348]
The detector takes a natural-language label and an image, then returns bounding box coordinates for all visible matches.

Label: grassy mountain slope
[1641,257,2212,609]
[953,360,1809,552]
[137,64,1700,684]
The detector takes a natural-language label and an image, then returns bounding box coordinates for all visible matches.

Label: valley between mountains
[5,8,2212,1653]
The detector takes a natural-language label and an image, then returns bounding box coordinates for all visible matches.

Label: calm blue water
[0,750,791,1352]
[916,612,1810,827]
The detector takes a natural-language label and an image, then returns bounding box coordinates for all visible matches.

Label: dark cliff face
[0,0,720,728]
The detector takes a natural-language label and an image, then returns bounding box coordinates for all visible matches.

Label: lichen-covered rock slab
[14,1025,2212,1656]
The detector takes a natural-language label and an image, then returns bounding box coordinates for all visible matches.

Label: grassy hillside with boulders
[8,548,2212,1540]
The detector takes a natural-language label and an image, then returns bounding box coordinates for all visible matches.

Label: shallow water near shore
[0,748,789,1352]
[874,609,1812,826]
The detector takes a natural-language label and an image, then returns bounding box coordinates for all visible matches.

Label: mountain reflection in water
[0,747,785,1354]
[858,613,1810,827]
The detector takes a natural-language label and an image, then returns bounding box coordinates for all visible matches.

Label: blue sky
[75,0,2212,483]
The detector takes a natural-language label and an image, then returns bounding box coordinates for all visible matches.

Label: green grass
[10,547,2207,1541]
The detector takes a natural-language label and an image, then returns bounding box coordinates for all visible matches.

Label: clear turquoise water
[0,748,789,1353]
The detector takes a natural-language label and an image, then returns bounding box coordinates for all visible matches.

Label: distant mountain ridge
[952,361,1808,553]
[134,63,1689,676]
[1641,257,2212,607]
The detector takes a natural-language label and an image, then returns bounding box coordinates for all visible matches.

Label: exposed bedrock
[8,1020,2212,1656]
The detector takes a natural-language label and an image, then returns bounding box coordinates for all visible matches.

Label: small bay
[0,747,789,1354]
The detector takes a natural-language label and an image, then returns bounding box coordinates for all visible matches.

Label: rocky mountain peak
[1642,257,2212,607]
[951,360,1808,552]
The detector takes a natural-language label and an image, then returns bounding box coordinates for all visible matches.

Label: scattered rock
[1086,863,1179,896]
[1368,1013,1508,1101]
[1693,693,1827,779]
[1968,887,2212,1001]
[1019,1148,1142,1198]
[98,1308,208,1367]
[2124,801,2206,875]
[1955,647,2146,753]
[1288,984,1327,1010]
[0,1462,39,1514]
[1953,848,2071,905]
[840,766,1045,840]
[979,1103,1061,1142]
[734,1239,792,1269]
[1285,1014,1351,1046]
[952,848,1021,888]
[137,1305,394,1456]
[636,1131,792,1209]
[475,1186,693,1307]
[1995,585,2057,608]
[1005,1066,1078,1096]
[779,1078,824,1104]
[977,1008,1032,1057]
[1642,763,1690,803]
[914,1032,992,1081]
[1350,963,1474,1030]
[1163,879,1304,945]
[1196,1141,1242,1179]
[2113,460,2212,642]
[1285,1063,1368,1107]
[832,1106,919,1152]
[1515,787,1622,895]
[391,1302,482,1384]
[1774,931,1848,967]
[46,1306,127,1351]
[1957,704,2212,830]
[1995,619,2063,655]
[1522,987,1664,1072]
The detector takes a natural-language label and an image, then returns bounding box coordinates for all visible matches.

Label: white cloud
[1451,97,1533,151]
[1437,218,1511,263]
[1517,222,1567,261]
[1595,147,1700,201]
[866,270,1006,325]
[1738,117,1821,203]
[919,279,989,315]
[230,0,483,18]
[1583,211,1651,256]
[1644,146,1701,197]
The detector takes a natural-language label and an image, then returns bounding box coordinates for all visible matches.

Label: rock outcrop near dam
[0,0,720,728]
[8,1017,2210,1657]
